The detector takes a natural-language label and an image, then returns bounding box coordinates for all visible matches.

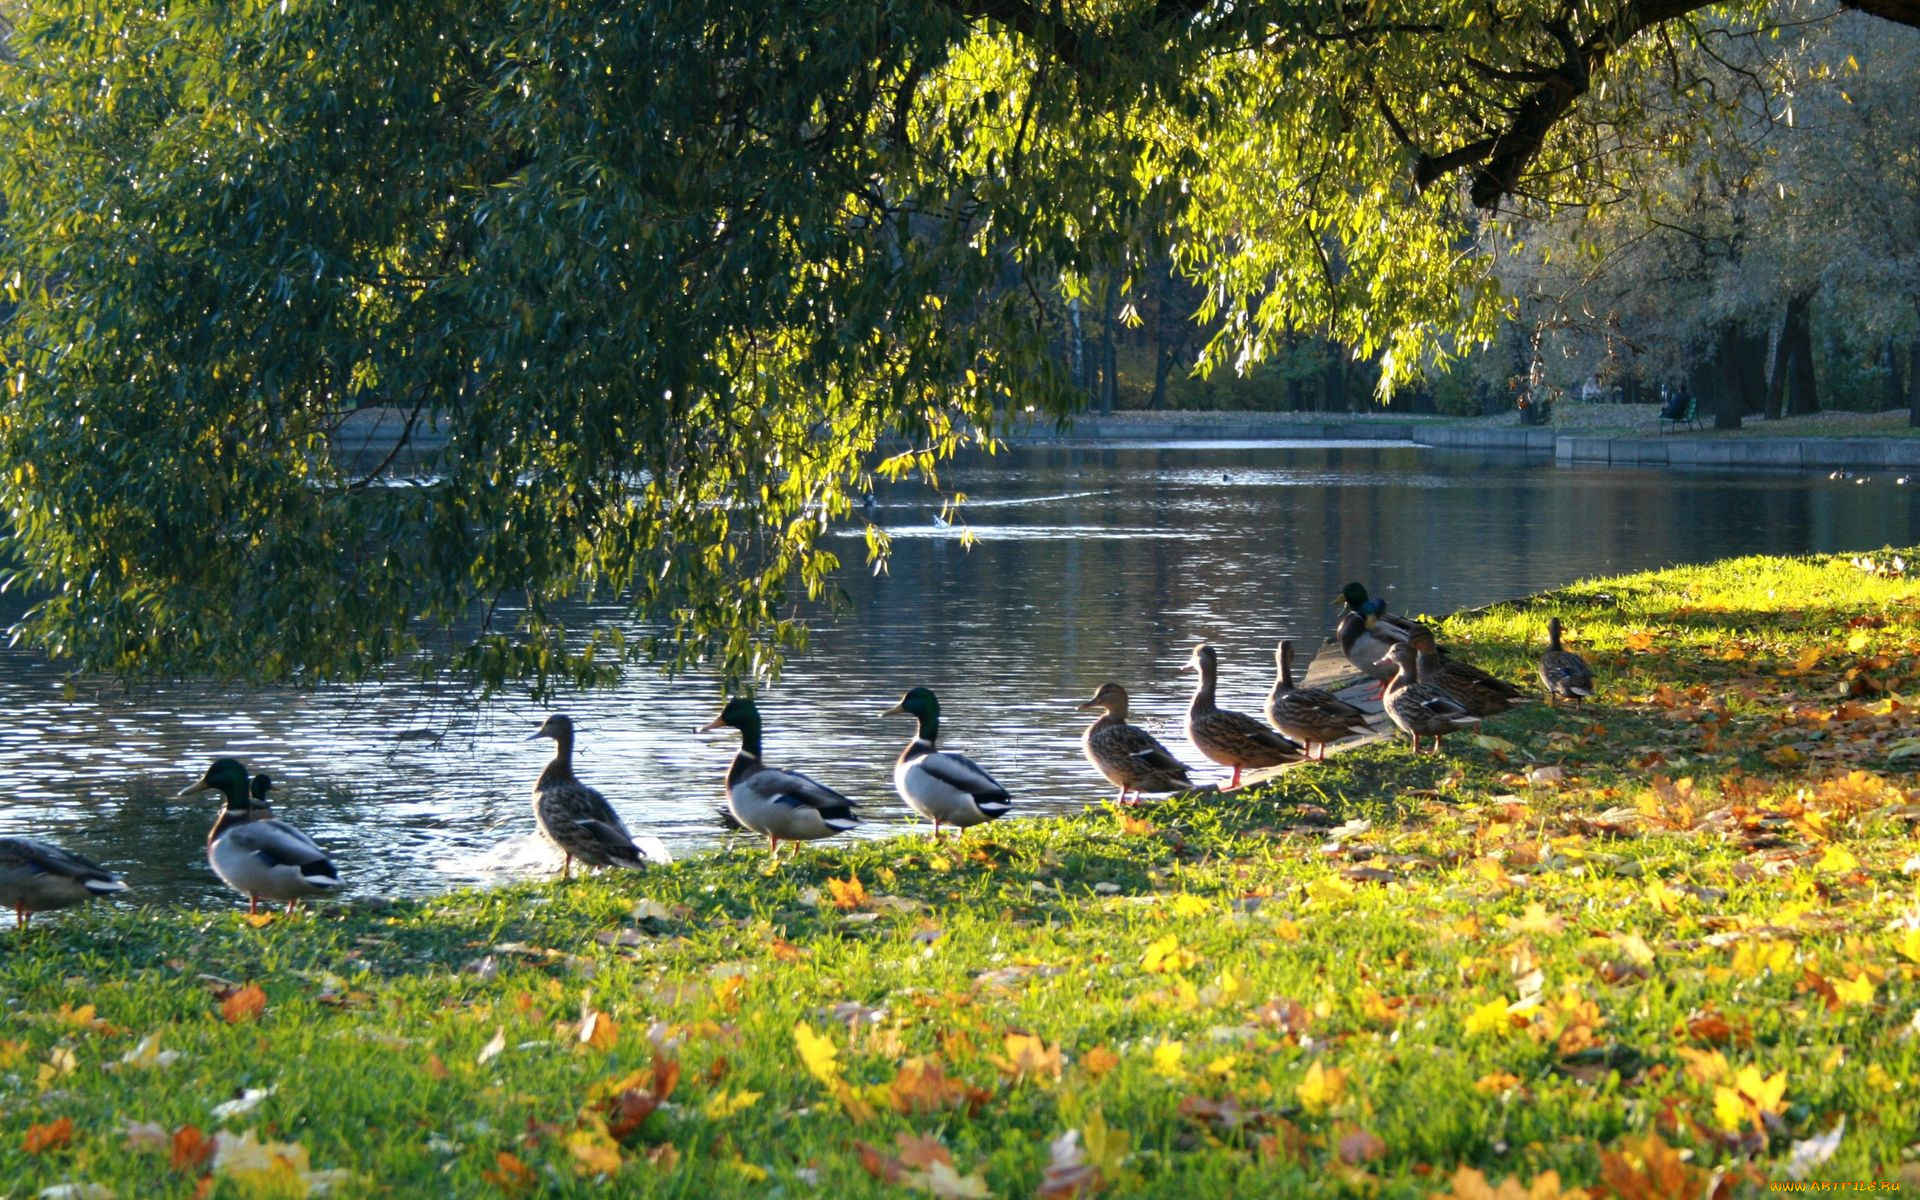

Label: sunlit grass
[2,548,1918,1197]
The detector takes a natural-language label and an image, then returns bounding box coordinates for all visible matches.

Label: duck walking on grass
[0,838,128,936]
[180,758,341,915]
[1079,682,1194,804]
[1409,632,1530,717]
[1539,617,1595,705]
[1381,643,1481,753]
[700,697,859,857]
[1266,640,1372,760]
[1183,643,1305,787]
[882,687,1012,839]
[530,714,655,878]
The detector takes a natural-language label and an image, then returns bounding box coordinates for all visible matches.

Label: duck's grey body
[530,715,652,877]
[1539,618,1595,704]
[1265,641,1371,759]
[0,837,128,931]
[1380,644,1481,753]
[702,698,859,854]
[181,758,341,914]
[883,688,1011,837]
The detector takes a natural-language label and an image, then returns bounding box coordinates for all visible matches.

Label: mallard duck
[1539,617,1595,705]
[1183,643,1305,786]
[1337,583,1432,643]
[1266,640,1371,760]
[1380,643,1480,753]
[1335,611,1400,691]
[882,687,1012,838]
[1079,682,1194,804]
[179,758,342,914]
[1408,632,1530,717]
[529,714,655,878]
[699,697,859,856]
[250,772,277,814]
[0,838,128,935]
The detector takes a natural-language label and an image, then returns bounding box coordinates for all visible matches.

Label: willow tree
[1,0,1913,692]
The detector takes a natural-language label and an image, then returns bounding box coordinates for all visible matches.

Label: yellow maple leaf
[827,874,869,910]
[1504,902,1564,934]
[566,1126,624,1176]
[1169,894,1211,918]
[1712,1085,1752,1132]
[1846,630,1872,654]
[1816,844,1860,873]
[999,1032,1063,1082]
[1737,1064,1789,1114]
[1833,971,1875,1007]
[1295,1060,1348,1113]
[1895,927,1920,965]
[1151,1041,1185,1079]
[701,1089,762,1118]
[1141,933,1194,974]
[793,1022,840,1084]
[1730,939,1794,977]
[1464,998,1515,1037]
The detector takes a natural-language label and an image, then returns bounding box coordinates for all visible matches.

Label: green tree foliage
[1,0,1916,691]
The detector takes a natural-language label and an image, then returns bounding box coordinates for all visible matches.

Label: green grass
[6,549,1920,1198]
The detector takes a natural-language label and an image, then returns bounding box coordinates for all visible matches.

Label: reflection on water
[3,443,1915,914]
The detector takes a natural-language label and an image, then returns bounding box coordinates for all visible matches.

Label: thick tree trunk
[1698,324,1754,431]
[1883,342,1905,412]
[1286,331,1306,411]
[1781,293,1818,415]
[1149,340,1175,410]
[1910,336,1920,429]
[1098,281,1117,415]
[1764,299,1794,420]
[1324,341,1347,412]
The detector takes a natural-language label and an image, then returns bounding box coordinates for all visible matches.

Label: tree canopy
[1,0,1914,693]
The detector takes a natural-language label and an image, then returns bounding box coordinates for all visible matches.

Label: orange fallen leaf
[171,1125,215,1173]
[827,874,870,910]
[25,1116,74,1154]
[1081,1046,1121,1079]
[1598,1130,1716,1200]
[219,983,267,1025]
[481,1149,537,1194]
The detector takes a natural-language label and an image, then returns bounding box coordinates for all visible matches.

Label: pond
[4,441,1915,914]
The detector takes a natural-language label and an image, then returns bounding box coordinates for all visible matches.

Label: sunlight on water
[3,441,1916,914]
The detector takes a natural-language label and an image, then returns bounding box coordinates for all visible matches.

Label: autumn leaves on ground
[7,550,1920,1199]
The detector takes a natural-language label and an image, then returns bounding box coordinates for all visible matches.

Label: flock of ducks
[0,582,1593,933]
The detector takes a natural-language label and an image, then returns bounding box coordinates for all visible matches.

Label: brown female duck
[1079,682,1194,804]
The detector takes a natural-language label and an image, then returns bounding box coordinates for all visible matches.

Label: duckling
[700,697,858,856]
[179,758,342,915]
[1079,682,1194,804]
[1266,640,1371,760]
[529,714,655,878]
[1380,643,1481,754]
[882,687,1012,838]
[1538,617,1595,705]
[1183,643,1305,786]
[0,838,128,936]
[1407,631,1529,717]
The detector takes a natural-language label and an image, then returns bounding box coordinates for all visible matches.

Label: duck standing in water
[1183,643,1305,787]
[1380,643,1480,753]
[179,758,342,915]
[700,697,859,856]
[1538,617,1596,705]
[1079,682,1194,804]
[529,714,655,878]
[0,837,128,936]
[882,687,1012,838]
[1266,640,1372,760]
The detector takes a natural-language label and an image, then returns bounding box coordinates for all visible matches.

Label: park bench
[1657,393,1701,433]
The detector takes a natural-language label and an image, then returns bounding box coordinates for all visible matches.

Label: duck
[179,758,342,915]
[1079,682,1195,804]
[1407,631,1530,717]
[1380,643,1481,753]
[1337,582,1432,643]
[529,714,655,878]
[1538,617,1596,705]
[882,687,1012,838]
[1266,640,1372,760]
[699,697,859,856]
[1335,583,1429,694]
[0,838,128,936]
[250,771,278,814]
[1183,643,1305,786]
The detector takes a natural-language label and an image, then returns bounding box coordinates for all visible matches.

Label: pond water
[4,441,1915,915]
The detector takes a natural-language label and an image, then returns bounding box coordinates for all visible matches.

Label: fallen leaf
[25,1116,75,1154]
[911,1159,993,1199]
[120,1121,169,1153]
[1787,1116,1845,1181]
[1295,1060,1348,1113]
[477,1027,506,1066]
[481,1150,537,1194]
[213,1129,352,1196]
[171,1125,215,1173]
[219,984,267,1025]
[828,874,870,911]
[210,1088,273,1120]
[566,1125,624,1177]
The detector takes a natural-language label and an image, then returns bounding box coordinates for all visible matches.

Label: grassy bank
[6,550,1920,1198]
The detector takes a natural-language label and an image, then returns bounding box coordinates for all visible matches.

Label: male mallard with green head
[882,687,1012,838]
[1266,640,1372,760]
[700,697,859,856]
[1380,643,1480,753]
[529,714,655,878]
[1182,643,1305,787]
[1539,617,1595,705]
[1079,682,1194,804]
[1408,632,1530,717]
[1336,582,1430,694]
[0,838,128,936]
[180,758,342,915]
